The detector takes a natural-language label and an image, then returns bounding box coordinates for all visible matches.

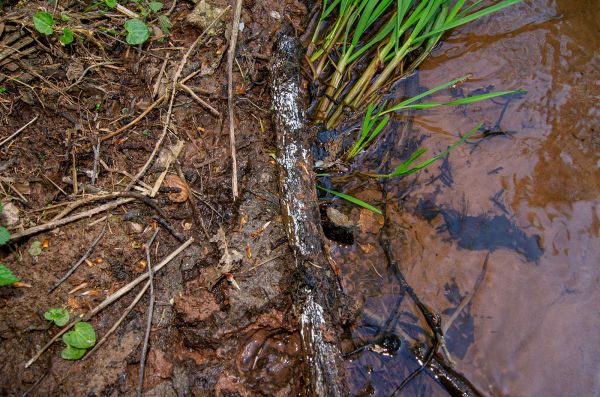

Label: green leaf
[60,13,70,21]
[317,186,382,215]
[63,322,96,349]
[124,19,150,45]
[32,12,55,36]
[104,0,117,8]
[0,226,9,245]
[44,308,70,327]
[158,14,172,35]
[0,87,5,93]
[147,1,163,12]
[0,264,19,286]
[28,240,42,257]
[59,28,74,45]
[61,345,87,360]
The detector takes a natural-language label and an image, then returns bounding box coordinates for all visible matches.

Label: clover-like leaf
[59,28,74,45]
[63,322,96,349]
[104,0,117,8]
[0,264,19,286]
[32,12,55,36]
[28,240,42,256]
[124,19,150,45]
[0,227,9,245]
[44,308,70,327]
[61,345,87,360]
[148,1,163,12]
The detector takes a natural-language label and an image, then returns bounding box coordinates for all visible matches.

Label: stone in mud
[186,0,226,34]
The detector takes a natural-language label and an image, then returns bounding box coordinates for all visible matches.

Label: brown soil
[0,0,313,395]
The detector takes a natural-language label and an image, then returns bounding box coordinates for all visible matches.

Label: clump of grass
[309,0,523,129]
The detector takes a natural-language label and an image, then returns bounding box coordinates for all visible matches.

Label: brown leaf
[164,175,189,203]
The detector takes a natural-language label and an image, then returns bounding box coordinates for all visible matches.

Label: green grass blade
[418,0,523,41]
[389,89,526,111]
[382,75,470,114]
[317,186,382,214]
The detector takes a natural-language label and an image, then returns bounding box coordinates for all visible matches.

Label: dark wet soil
[0,0,313,395]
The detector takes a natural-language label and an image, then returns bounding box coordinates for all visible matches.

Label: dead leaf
[164,175,189,203]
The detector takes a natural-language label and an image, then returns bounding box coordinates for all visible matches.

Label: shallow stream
[323,1,600,395]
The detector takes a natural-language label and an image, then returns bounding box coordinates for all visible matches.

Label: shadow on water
[424,202,544,263]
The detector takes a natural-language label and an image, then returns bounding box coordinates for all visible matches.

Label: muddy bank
[0,0,321,395]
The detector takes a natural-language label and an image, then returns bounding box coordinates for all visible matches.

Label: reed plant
[309,0,523,129]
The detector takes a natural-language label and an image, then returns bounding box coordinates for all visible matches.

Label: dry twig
[178,83,221,117]
[10,198,133,241]
[227,0,243,199]
[85,280,150,359]
[48,224,107,293]
[0,115,38,147]
[137,229,160,396]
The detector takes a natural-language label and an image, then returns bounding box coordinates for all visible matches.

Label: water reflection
[329,1,600,395]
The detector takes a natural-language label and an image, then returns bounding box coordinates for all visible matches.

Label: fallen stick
[178,83,221,117]
[0,115,38,147]
[84,280,151,359]
[101,94,166,142]
[137,229,159,396]
[51,191,166,221]
[9,198,134,241]
[24,237,194,368]
[271,34,348,397]
[48,224,107,293]
[227,0,243,199]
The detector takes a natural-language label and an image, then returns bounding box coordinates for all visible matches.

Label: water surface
[330,1,600,395]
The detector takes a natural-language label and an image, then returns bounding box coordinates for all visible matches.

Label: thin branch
[48,224,107,293]
[100,94,166,142]
[85,280,151,359]
[0,115,38,147]
[178,83,221,117]
[10,198,134,242]
[227,0,243,199]
[137,229,160,396]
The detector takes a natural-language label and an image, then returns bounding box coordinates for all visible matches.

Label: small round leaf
[32,12,55,36]
[44,308,70,327]
[148,2,163,12]
[59,28,74,45]
[61,345,87,360]
[104,0,117,8]
[63,322,96,349]
[124,19,150,45]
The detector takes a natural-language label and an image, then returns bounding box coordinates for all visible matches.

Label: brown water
[327,1,600,395]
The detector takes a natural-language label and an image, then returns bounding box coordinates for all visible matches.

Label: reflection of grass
[309,0,523,129]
